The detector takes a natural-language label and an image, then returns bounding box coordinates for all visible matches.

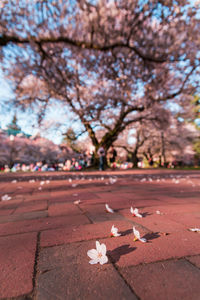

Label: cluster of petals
[130,207,142,218]
[87,241,108,265]
[110,225,121,237]
[133,227,147,243]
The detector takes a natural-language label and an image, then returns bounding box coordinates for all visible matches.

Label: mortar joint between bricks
[32,231,41,299]
[108,254,141,300]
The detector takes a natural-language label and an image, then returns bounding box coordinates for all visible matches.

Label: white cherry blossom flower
[110,225,121,237]
[105,204,114,213]
[1,194,12,201]
[87,241,108,265]
[130,207,142,218]
[133,227,147,243]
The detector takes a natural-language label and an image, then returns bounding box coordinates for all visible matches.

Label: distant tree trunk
[131,150,139,168]
[161,131,167,167]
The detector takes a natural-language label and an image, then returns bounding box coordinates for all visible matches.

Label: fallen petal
[87,249,98,260]
[99,255,108,265]
[89,258,99,265]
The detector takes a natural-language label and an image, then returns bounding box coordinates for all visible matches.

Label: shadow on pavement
[143,232,160,242]
[108,244,136,263]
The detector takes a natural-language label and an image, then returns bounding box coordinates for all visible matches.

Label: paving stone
[48,202,82,217]
[0,215,90,236]
[0,210,48,224]
[0,214,90,236]
[0,198,23,209]
[0,232,37,298]
[24,192,51,202]
[166,212,200,227]
[14,200,48,214]
[120,259,200,300]
[48,190,80,203]
[81,203,125,223]
[139,203,200,215]
[0,208,15,216]
[119,208,186,232]
[36,241,136,300]
[40,219,133,247]
[186,255,200,269]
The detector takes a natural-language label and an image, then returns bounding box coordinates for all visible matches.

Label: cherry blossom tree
[0,132,68,167]
[0,0,199,165]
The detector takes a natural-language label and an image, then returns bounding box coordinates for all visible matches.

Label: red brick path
[0,170,200,299]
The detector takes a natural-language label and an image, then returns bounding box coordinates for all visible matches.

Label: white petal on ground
[139,237,147,243]
[1,194,12,201]
[89,259,100,265]
[111,225,121,237]
[189,228,200,232]
[133,208,142,218]
[87,249,98,260]
[133,227,140,239]
[133,227,147,242]
[130,206,134,214]
[74,200,81,205]
[105,204,114,213]
[99,255,108,265]
[100,243,107,256]
[96,241,101,252]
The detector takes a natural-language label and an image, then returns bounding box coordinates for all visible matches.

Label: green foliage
[194,140,200,157]
[7,114,21,131]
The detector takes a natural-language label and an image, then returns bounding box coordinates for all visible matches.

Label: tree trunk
[131,151,139,168]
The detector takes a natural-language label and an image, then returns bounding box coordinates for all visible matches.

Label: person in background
[97,146,106,171]
[109,146,117,168]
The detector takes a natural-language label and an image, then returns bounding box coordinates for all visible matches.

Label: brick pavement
[0,169,200,300]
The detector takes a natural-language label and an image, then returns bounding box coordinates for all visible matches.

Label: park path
[0,170,200,300]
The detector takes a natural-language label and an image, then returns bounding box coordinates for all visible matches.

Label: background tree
[62,128,82,154]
